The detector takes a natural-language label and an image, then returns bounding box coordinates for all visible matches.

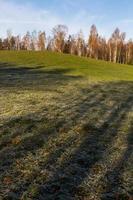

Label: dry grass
[0,52,133,200]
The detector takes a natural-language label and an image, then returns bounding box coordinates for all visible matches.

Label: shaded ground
[0,62,133,200]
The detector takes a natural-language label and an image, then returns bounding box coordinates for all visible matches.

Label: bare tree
[38,31,46,51]
[0,38,3,50]
[7,29,12,50]
[0,25,133,65]
[15,35,21,50]
[88,25,99,59]
[52,25,68,52]
[30,31,38,51]
[76,30,85,56]
[22,31,31,50]
[126,40,133,64]
[47,36,55,51]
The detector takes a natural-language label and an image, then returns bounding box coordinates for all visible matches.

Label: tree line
[0,24,133,64]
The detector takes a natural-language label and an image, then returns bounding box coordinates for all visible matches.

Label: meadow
[0,51,133,200]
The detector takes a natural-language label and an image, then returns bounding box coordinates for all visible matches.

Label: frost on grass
[0,63,133,200]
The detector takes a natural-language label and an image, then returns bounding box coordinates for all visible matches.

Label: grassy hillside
[0,51,133,81]
[0,51,133,200]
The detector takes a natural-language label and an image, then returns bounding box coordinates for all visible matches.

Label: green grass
[0,51,133,200]
[0,50,133,81]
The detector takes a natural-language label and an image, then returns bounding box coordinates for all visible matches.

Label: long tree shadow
[101,122,133,200]
[0,80,133,199]
[0,62,82,91]
[0,83,107,175]
[34,93,133,200]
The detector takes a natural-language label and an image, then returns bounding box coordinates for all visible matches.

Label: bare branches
[0,25,133,64]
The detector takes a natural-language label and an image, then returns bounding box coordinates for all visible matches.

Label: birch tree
[52,25,68,52]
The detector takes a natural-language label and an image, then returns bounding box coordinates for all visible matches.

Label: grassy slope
[0,50,133,81]
[0,51,133,200]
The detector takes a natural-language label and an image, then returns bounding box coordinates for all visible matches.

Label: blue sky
[0,0,133,39]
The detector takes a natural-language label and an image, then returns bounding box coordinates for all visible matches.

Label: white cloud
[0,0,133,40]
[0,0,63,37]
[0,0,105,39]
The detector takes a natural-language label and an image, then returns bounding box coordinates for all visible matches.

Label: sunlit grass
[0,50,133,81]
[0,51,133,199]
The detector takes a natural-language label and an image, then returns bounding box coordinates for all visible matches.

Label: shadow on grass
[101,123,133,200]
[0,63,133,200]
[35,89,133,200]
[0,62,81,91]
